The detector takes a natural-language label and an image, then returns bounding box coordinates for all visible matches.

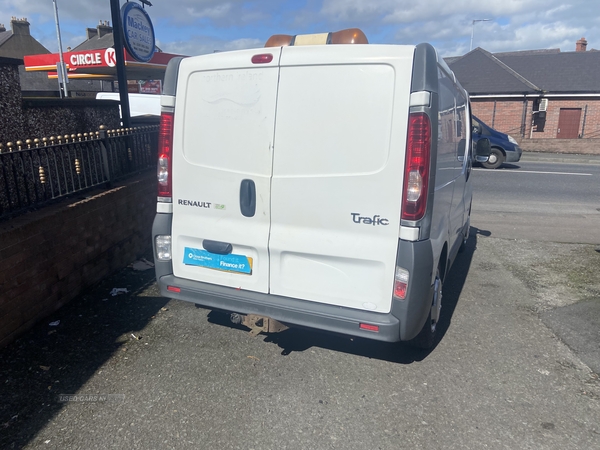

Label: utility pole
[52,0,68,98]
[470,19,491,51]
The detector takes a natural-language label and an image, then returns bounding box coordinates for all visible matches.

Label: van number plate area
[183,247,252,275]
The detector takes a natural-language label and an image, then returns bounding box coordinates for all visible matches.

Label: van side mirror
[475,138,491,163]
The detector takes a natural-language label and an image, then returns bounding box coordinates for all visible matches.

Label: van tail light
[157,111,174,201]
[402,112,431,221]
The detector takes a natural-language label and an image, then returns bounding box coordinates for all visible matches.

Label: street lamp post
[52,0,68,98]
[470,19,491,51]
[110,0,132,128]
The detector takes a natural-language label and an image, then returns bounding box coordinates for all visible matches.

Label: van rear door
[170,48,281,293]
[268,45,414,313]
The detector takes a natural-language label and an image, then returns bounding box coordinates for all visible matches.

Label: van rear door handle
[240,179,256,217]
[202,239,233,255]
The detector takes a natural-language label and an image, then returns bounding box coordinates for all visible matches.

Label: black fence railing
[0,125,159,220]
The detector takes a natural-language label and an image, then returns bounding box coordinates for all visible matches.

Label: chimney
[97,20,112,38]
[10,17,30,36]
[576,37,588,52]
[86,27,97,40]
[0,24,5,32]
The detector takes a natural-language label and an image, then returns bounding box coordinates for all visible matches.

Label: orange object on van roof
[264,28,368,47]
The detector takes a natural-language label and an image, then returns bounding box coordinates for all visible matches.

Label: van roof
[265,28,368,47]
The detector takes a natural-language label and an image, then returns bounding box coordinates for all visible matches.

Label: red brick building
[447,39,600,144]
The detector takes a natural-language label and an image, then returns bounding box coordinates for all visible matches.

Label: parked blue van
[472,115,522,169]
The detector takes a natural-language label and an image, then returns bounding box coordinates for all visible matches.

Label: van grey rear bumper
[156,274,402,342]
[153,214,435,343]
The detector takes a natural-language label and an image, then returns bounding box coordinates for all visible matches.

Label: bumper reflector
[359,323,379,332]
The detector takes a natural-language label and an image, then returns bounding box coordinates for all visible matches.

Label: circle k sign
[68,49,117,68]
[104,48,116,67]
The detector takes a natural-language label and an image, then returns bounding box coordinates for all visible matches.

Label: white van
[152,30,490,348]
[95,92,161,117]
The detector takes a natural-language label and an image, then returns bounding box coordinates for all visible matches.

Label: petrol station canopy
[23,47,183,80]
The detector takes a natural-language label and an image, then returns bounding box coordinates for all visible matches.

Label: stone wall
[0,59,120,145]
[0,172,157,348]
[21,99,120,142]
[0,59,26,143]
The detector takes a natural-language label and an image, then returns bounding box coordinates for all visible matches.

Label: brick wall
[472,98,600,141]
[533,99,600,139]
[0,172,157,348]
[472,99,532,138]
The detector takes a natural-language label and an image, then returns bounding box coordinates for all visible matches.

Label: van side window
[456,93,468,164]
[437,68,468,179]
[437,68,457,185]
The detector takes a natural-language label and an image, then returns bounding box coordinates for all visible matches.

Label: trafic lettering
[351,213,389,226]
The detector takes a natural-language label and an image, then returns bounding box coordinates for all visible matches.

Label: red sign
[139,80,162,94]
[24,48,183,74]
[25,48,118,71]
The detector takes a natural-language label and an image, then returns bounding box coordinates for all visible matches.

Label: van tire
[481,148,505,169]
[408,266,443,349]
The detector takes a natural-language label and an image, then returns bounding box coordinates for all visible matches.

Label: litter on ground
[110,288,129,297]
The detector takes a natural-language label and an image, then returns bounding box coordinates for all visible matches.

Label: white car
[95,92,161,118]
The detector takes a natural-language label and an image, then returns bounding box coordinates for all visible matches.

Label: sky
[1,0,598,57]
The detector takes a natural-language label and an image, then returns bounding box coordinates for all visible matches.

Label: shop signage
[67,48,117,68]
[121,2,156,63]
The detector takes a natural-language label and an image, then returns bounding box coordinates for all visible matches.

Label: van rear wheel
[408,266,443,349]
[481,148,505,169]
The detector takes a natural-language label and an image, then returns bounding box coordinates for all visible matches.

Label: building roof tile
[447,46,600,96]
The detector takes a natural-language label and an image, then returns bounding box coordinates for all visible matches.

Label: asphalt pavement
[1,152,599,449]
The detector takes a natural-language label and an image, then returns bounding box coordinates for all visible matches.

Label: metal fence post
[98,125,113,188]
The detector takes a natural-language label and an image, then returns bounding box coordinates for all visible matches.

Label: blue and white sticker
[183,247,252,274]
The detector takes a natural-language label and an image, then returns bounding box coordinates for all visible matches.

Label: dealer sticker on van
[183,247,252,274]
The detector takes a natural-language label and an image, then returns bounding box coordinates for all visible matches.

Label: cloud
[1,0,598,57]
[159,36,263,57]
[150,0,277,27]
[318,0,597,53]
[319,0,583,24]
[183,4,234,21]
